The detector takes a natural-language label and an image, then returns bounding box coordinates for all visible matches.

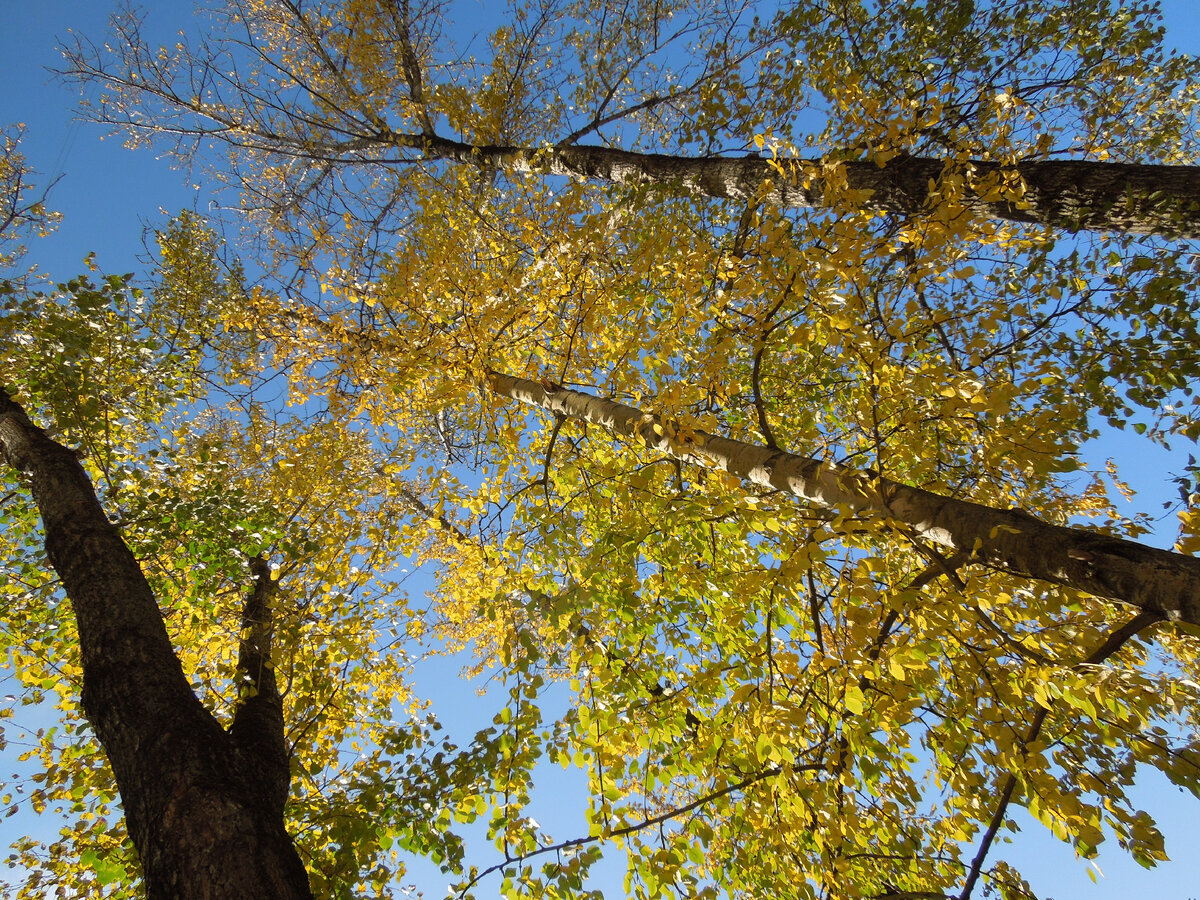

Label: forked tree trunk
[489,372,1200,624]
[402,135,1200,238]
[0,387,312,900]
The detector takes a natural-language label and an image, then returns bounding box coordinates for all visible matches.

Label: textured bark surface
[229,556,292,817]
[0,387,312,900]
[490,372,1200,624]
[400,134,1200,238]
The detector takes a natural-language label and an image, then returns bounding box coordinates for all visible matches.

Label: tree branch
[956,610,1163,900]
[229,554,290,815]
[454,761,826,898]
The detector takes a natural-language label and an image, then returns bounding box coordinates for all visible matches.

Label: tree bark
[61,10,1200,241]
[488,371,1200,624]
[0,387,312,900]
[399,134,1200,238]
[229,555,292,818]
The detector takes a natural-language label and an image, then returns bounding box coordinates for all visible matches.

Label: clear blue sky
[1,2,1198,898]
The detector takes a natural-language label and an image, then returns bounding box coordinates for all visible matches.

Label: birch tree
[62,0,1200,443]
[488,371,1200,623]
[64,0,1200,240]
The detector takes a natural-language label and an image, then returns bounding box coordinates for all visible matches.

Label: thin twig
[454,762,826,897]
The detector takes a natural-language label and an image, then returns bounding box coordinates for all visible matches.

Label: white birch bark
[405,136,1200,239]
[489,371,1200,623]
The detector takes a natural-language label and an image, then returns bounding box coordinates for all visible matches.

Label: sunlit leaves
[0,215,441,898]
[37,0,1200,897]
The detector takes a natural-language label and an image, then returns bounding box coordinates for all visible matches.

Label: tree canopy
[2,0,1200,898]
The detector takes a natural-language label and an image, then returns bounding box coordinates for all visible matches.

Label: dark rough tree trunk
[489,371,1200,624]
[399,134,1200,238]
[0,387,313,900]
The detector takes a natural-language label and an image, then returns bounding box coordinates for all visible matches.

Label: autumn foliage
[2,1,1200,898]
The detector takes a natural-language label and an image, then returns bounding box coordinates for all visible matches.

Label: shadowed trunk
[0,386,312,900]
[489,371,1200,623]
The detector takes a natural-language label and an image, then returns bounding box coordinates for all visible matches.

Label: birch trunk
[401,135,1200,239]
[488,372,1200,624]
[0,387,312,900]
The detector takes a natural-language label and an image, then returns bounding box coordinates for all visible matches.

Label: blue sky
[2,2,1199,898]
[0,4,204,276]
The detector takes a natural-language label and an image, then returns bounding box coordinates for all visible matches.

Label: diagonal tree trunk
[0,387,312,900]
[488,371,1200,624]
[393,134,1200,238]
[62,12,1200,240]
[58,42,1200,242]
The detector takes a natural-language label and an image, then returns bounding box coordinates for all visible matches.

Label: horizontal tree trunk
[488,372,1200,624]
[0,387,312,900]
[402,134,1200,238]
